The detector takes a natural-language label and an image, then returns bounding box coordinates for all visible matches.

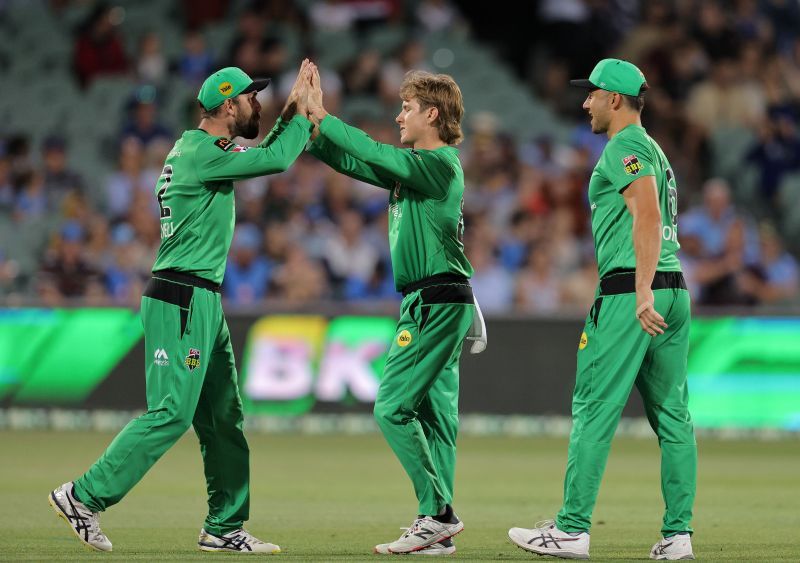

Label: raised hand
[306,62,328,124]
[295,64,312,118]
[281,58,310,120]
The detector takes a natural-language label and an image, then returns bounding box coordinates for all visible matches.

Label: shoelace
[66,491,104,543]
[654,541,672,555]
[89,522,107,542]
[228,529,264,546]
[534,519,556,530]
[401,518,426,539]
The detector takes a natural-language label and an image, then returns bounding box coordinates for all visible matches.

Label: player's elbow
[635,205,661,228]
[270,156,293,174]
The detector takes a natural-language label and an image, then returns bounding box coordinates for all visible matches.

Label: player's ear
[427,106,439,126]
[224,98,236,116]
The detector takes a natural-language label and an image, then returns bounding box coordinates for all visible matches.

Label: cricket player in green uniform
[304,65,486,555]
[509,60,696,561]
[49,62,315,553]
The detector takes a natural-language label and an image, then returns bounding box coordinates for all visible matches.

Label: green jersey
[308,115,473,291]
[589,124,681,278]
[151,114,313,284]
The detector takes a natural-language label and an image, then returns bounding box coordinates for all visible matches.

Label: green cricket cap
[570,58,648,96]
[197,67,270,111]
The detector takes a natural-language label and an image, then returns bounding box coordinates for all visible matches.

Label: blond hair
[399,70,464,145]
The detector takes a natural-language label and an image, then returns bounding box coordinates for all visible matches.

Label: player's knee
[158,405,195,435]
[374,401,403,427]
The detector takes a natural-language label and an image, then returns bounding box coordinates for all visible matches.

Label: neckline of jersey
[617,123,645,137]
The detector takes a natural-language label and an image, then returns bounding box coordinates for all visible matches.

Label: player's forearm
[317,115,447,197]
[260,115,314,173]
[201,115,313,182]
[307,136,388,189]
[632,212,662,291]
[258,117,288,149]
[316,115,390,164]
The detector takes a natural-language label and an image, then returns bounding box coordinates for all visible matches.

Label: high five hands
[281,59,327,138]
[304,62,327,139]
[282,58,312,121]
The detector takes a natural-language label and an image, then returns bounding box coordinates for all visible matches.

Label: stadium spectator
[227,8,267,72]
[379,40,432,107]
[120,93,173,149]
[680,178,759,261]
[468,241,514,314]
[514,246,562,313]
[738,223,799,304]
[106,137,159,221]
[5,135,32,177]
[224,224,273,305]
[685,57,766,132]
[342,50,382,97]
[135,32,168,85]
[0,250,20,296]
[180,0,226,30]
[309,0,395,33]
[41,136,84,197]
[747,109,800,204]
[0,155,13,212]
[179,30,216,85]
[323,209,380,295]
[38,221,103,301]
[415,0,462,33]
[271,243,329,304]
[73,4,129,88]
[13,171,48,221]
[104,223,149,305]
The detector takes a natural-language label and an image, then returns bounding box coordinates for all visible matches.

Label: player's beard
[590,114,608,134]
[234,109,260,139]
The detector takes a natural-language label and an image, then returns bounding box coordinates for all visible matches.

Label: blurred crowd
[0,0,798,312]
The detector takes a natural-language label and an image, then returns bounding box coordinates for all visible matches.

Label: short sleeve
[602,136,656,193]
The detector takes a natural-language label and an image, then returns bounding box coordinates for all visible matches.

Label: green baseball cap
[197,66,270,111]
[570,58,648,96]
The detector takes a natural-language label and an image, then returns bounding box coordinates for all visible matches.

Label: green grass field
[0,430,797,561]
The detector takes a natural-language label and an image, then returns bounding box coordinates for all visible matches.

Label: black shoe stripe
[53,489,92,543]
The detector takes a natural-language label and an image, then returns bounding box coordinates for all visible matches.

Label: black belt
[600,269,687,296]
[401,273,469,297]
[152,269,221,293]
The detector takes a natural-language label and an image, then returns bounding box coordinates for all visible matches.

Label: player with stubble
[508,59,696,561]
[48,61,316,554]
[303,63,487,556]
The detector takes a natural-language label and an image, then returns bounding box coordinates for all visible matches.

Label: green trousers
[373,282,475,516]
[73,275,249,536]
[557,283,696,537]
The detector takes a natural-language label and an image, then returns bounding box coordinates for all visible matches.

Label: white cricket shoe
[508,519,589,559]
[375,528,456,555]
[384,515,464,554]
[48,482,112,552]
[410,538,456,556]
[198,528,280,554]
[650,534,695,560]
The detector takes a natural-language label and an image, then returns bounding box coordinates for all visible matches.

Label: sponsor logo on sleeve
[214,138,234,151]
[622,154,642,175]
[579,332,588,350]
